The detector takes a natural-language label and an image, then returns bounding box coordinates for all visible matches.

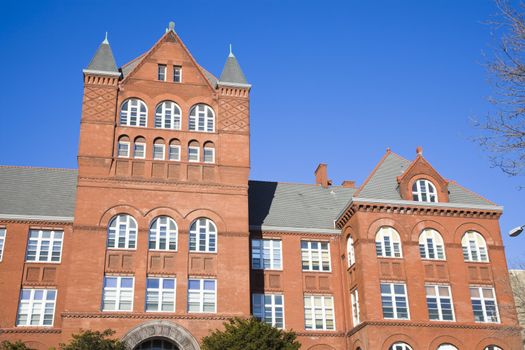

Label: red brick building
[0,24,522,350]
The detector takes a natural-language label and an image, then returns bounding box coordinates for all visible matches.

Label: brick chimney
[315,163,332,188]
[341,180,356,188]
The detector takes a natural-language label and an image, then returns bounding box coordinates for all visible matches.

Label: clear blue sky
[1,1,524,264]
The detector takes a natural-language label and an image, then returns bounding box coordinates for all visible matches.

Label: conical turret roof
[84,34,120,76]
[219,47,249,86]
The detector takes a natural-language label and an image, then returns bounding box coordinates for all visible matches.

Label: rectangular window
[188,146,200,162]
[380,282,409,320]
[158,64,166,81]
[351,289,360,326]
[16,289,57,326]
[146,277,176,312]
[117,141,130,158]
[426,285,454,321]
[252,294,284,329]
[173,65,182,83]
[153,144,165,160]
[134,143,146,159]
[301,240,331,272]
[203,148,215,163]
[470,286,500,323]
[0,228,5,261]
[169,145,181,161]
[304,295,335,331]
[102,276,134,311]
[26,229,63,263]
[251,239,282,270]
[187,279,216,313]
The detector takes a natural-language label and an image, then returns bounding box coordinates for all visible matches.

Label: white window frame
[187,278,216,313]
[149,216,178,251]
[304,295,336,331]
[252,293,285,329]
[347,235,355,267]
[16,289,57,327]
[375,227,402,258]
[134,142,146,159]
[153,143,165,161]
[301,240,331,272]
[203,147,215,164]
[462,231,489,262]
[189,218,217,253]
[145,276,176,312]
[25,229,64,263]
[380,282,410,320]
[251,239,282,270]
[107,214,137,250]
[188,146,200,162]
[102,276,134,312]
[117,141,130,158]
[437,345,459,350]
[120,98,147,127]
[412,179,438,203]
[389,343,413,350]
[470,286,500,323]
[173,65,182,83]
[158,64,167,81]
[425,284,455,321]
[0,228,5,262]
[484,346,503,350]
[189,104,215,132]
[419,229,446,260]
[155,101,181,130]
[169,144,181,161]
[351,289,360,326]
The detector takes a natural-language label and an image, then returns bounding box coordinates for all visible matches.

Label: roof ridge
[447,179,497,206]
[0,165,78,171]
[121,52,147,69]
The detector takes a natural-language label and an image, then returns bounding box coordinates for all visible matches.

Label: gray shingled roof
[0,167,77,219]
[85,39,119,74]
[219,54,248,85]
[249,181,356,233]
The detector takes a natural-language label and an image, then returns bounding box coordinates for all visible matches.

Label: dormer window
[173,65,182,83]
[412,179,437,203]
[158,64,166,81]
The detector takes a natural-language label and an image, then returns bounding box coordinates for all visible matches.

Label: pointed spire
[219,45,249,86]
[83,33,120,77]
[229,44,234,57]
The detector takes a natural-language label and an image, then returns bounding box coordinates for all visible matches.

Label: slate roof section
[219,53,248,85]
[249,181,356,232]
[85,39,119,75]
[0,167,77,219]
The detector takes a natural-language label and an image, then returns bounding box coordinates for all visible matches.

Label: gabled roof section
[83,35,120,77]
[219,50,249,87]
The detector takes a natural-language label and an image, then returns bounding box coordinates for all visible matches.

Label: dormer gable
[397,146,449,203]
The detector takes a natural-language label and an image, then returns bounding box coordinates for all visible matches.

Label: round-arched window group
[389,343,502,350]
[107,214,217,253]
[412,178,438,203]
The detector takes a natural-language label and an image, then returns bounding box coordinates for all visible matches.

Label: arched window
[189,218,217,253]
[168,139,181,161]
[188,140,200,162]
[485,346,503,350]
[153,138,165,160]
[419,229,445,260]
[134,137,146,159]
[375,227,402,258]
[149,216,178,251]
[189,104,215,132]
[136,339,178,350]
[437,345,458,350]
[155,101,181,129]
[120,98,147,127]
[117,135,130,158]
[107,214,137,249]
[462,231,489,262]
[389,343,413,350]
[203,141,215,164]
[347,235,355,267]
[412,179,438,202]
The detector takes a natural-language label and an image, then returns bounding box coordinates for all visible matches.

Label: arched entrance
[121,320,200,350]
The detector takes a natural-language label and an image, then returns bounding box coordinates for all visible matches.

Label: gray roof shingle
[219,53,248,85]
[85,39,119,75]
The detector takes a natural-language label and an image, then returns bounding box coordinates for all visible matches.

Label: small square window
[118,142,129,158]
[188,147,200,162]
[173,65,182,83]
[204,148,215,163]
[158,64,167,81]
[134,143,146,159]
[169,145,181,161]
[153,144,165,160]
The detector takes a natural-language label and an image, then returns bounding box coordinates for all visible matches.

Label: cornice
[295,331,345,337]
[61,312,237,321]
[250,227,340,237]
[0,328,61,334]
[0,215,73,225]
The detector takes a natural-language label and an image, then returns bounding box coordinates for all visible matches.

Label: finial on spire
[103,32,109,44]
[229,44,234,57]
[416,146,423,156]
[169,21,175,31]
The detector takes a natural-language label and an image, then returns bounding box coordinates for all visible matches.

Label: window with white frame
[484,346,503,350]
[347,235,355,267]
[16,289,56,326]
[169,141,181,161]
[187,279,216,313]
[117,139,130,158]
[155,101,181,129]
[301,240,331,272]
[351,289,360,326]
[188,143,200,162]
[102,276,134,311]
[203,142,215,163]
[252,293,284,328]
[120,98,147,127]
[470,286,500,323]
[153,141,165,160]
[173,65,182,83]
[158,64,166,81]
[462,231,489,262]
[437,345,458,350]
[389,343,413,350]
[149,216,177,251]
[189,218,217,253]
[107,214,137,249]
[304,295,335,331]
[189,104,215,132]
[146,277,176,312]
[375,227,402,258]
[425,284,454,321]
[0,228,5,261]
[251,239,282,270]
[412,179,438,202]
[134,138,146,159]
[419,229,445,260]
[26,229,63,263]
[380,282,409,319]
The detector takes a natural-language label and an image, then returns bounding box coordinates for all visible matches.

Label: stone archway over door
[121,320,200,350]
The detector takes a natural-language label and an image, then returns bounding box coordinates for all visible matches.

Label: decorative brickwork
[218,97,249,132]
[81,85,117,123]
